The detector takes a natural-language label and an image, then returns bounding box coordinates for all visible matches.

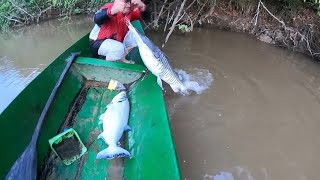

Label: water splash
[174,68,214,94]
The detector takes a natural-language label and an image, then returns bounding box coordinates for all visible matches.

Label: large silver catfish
[96,91,131,160]
[125,20,188,95]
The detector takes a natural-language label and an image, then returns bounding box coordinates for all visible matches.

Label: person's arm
[94,8,110,25]
[94,1,125,25]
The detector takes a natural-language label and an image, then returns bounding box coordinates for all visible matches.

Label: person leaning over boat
[89,0,148,63]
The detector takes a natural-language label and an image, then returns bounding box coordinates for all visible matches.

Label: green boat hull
[0,21,180,179]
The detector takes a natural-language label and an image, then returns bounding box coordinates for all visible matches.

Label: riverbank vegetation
[0,0,109,30]
[145,0,320,60]
[1,0,320,60]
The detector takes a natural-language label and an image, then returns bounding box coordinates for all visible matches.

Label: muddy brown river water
[1,17,320,180]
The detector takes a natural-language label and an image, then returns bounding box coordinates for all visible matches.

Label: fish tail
[96,146,131,160]
[170,84,189,96]
[180,88,189,96]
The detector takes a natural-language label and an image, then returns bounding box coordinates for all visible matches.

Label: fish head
[112,91,128,103]
[124,18,140,36]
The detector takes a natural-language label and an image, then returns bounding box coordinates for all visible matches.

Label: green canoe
[0,21,180,179]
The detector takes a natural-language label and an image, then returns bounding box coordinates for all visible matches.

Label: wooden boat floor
[42,87,124,180]
[39,69,180,180]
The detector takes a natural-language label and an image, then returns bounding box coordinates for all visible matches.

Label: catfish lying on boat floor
[40,86,131,179]
[97,91,131,160]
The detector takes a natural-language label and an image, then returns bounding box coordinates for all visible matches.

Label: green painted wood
[37,72,83,169]
[46,77,181,179]
[76,57,146,73]
[75,88,115,179]
[74,57,145,84]
[0,34,89,177]
[47,88,118,179]
[124,73,181,180]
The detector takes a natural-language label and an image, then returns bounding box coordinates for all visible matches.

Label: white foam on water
[235,166,254,180]
[174,68,214,94]
[204,166,254,180]
[204,172,234,180]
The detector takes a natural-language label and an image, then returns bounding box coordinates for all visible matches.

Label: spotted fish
[124,18,188,95]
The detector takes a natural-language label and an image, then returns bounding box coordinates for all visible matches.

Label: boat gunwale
[75,57,146,73]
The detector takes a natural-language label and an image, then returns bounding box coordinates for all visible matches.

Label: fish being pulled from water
[124,19,188,95]
[96,91,131,160]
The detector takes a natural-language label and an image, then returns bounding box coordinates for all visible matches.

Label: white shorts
[97,31,137,61]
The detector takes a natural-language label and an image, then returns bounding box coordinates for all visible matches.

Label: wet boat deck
[44,87,122,179]
[39,58,180,179]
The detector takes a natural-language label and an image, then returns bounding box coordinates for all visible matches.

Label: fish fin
[107,99,118,109]
[157,76,164,90]
[170,84,189,95]
[99,113,105,120]
[170,84,179,93]
[124,125,131,131]
[97,133,103,139]
[100,105,114,123]
[98,113,105,124]
[96,146,131,160]
[106,103,113,109]
[97,133,108,144]
[180,89,190,96]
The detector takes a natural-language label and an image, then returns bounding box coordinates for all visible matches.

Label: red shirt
[94,3,142,42]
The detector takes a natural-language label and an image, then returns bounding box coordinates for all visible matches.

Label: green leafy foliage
[0,0,112,31]
[178,24,191,33]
